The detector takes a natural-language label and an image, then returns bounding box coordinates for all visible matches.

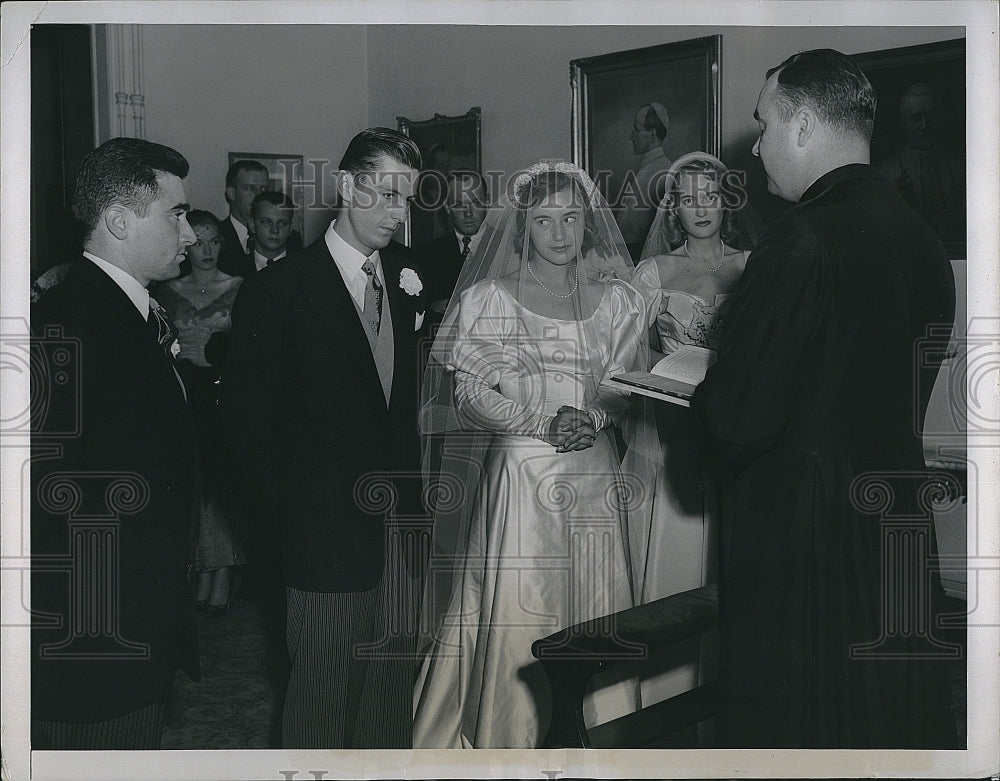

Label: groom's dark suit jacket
[224,239,424,592]
[31,258,200,723]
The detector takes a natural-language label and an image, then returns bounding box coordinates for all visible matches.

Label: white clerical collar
[325,220,382,281]
[229,214,250,254]
[254,248,287,272]
[641,147,667,167]
[83,251,150,318]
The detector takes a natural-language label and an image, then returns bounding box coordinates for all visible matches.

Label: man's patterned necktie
[147,298,178,359]
[362,259,383,334]
[461,235,472,261]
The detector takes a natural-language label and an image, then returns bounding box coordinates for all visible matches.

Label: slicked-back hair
[766,49,877,141]
[250,190,297,218]
[72,137,189,238]
[225,159,268,189]
[338,127,422,181]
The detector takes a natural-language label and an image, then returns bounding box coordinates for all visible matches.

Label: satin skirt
[413,431,638,748]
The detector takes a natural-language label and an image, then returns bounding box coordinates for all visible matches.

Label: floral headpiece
[511,161,601,209]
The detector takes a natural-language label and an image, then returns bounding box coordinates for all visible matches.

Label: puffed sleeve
[631,256,666,327]
[583,279,646,432]
[450,281,554,441]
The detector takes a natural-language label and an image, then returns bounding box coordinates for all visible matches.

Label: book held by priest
[611,345,715,407]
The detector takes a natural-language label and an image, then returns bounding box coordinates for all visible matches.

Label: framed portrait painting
[397,106,482,247]
[227,151,306,241]
[571,36,721,257]
[852,38,966,258]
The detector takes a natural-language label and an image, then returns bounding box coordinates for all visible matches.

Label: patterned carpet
[161,571,288,750]
[159,570,967,750]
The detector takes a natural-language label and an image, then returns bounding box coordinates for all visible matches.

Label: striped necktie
[362,259,382,334]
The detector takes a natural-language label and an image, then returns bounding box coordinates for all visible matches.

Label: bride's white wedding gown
[413,278,646,748]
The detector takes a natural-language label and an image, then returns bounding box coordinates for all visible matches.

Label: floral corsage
[399,268,423,295]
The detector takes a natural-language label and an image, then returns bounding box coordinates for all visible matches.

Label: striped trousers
[32,701,166,750]
[282,537,421,748]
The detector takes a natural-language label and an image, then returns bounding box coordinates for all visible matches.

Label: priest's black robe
[692,163,959,748]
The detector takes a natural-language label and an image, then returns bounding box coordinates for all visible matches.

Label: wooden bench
[531,583,719,748]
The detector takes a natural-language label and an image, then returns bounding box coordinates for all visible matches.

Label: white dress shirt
[454,228,483,258]
[253,248,286,272]
[229,215,250,254]
[324,221,423,330]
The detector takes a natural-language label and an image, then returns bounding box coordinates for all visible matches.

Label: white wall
[134,25,369,243]
[366,25,962,218]
[117,24,962,242]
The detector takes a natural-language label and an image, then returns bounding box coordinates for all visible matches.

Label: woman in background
[630,152,758,704]
[634,152,750,356]
[156,210,244,615]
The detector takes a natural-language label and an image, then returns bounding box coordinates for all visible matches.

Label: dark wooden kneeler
[531,583,719,748]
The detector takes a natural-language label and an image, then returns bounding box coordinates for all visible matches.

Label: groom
[224,127,425,748]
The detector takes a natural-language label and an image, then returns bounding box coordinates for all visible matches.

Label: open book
[611,344,716,407]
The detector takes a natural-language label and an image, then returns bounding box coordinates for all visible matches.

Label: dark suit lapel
[381,248,423,408]
[236,252,255,276]
[381,249,408,358]
[221,217,246,254]
[299,241,383,393]
[219,218,255,276]
[73,259,189,412]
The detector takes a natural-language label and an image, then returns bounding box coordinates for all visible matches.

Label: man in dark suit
[225,127,426,749]
[692,49,957,748]
[31,137,200,750]
[202,191,301,378]
[248,190,298,269]
[415,170,488,328]
[217,159,302,276]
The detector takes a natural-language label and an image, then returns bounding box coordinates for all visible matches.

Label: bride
[413,162,658,748]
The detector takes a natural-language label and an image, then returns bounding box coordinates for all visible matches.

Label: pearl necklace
[527,260,579,298]
[684,239,726,272]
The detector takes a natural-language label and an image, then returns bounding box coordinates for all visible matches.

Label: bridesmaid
[630,152,755,704]
[634,152,749,357]
[155,210,244,614]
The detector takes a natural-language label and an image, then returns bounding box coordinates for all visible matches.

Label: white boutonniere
[399,268,423,296]
[170,340,181,358]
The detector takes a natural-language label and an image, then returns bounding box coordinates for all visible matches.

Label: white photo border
[2,2,997,780]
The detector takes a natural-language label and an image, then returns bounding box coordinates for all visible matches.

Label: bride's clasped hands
[549,405,596,452]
